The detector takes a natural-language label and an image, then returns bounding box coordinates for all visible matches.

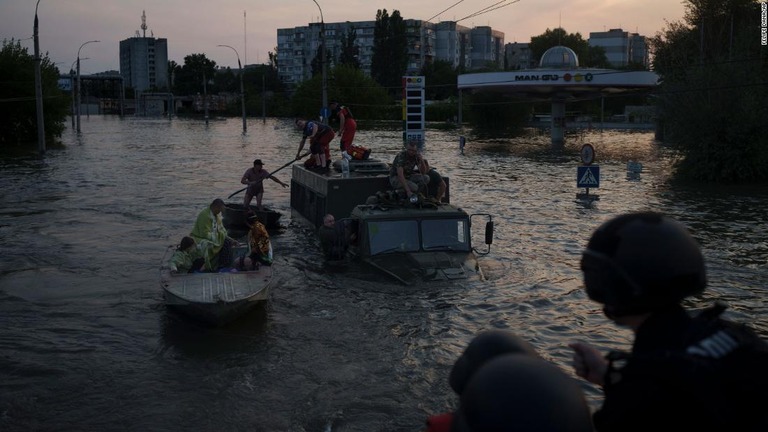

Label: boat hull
[159,247,273,326]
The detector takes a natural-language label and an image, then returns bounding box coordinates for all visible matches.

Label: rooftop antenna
[141,10,147,38]
[558,11,562,45]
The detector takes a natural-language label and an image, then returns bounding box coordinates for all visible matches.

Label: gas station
[457,46,659,146]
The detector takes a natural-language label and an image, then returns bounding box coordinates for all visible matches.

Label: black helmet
[452,354,593,432]
[581,212,706,316]
[449,330,539,395]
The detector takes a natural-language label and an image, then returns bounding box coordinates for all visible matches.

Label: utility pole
[217,44,247,134]
[311,0,328,124]
[33,0,46,155]
[76,40,99,133]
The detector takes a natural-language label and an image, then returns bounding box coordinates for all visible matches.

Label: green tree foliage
[338,26,361,69]
[371,9,408,96]
[651,0,768,182]
[420,60,458,100]
[529,28,610,68]
[172,53,217,96]
[291,65,391,120]
[311,45,332,78]
[0,39,68,147]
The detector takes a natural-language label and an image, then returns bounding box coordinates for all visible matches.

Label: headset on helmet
[581,212,706,316]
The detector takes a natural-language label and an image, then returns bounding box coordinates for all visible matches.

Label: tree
[291,65,390,120]
[420,60,457,100]
[650,0,768,183]
[338,25,361,69]
[370,9,408,96]
[0,39,68,148]
[529,28,610,68]
[172,53,217,96]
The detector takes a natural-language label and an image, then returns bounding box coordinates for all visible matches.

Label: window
[422,219,469,251]
[368,220,419,255]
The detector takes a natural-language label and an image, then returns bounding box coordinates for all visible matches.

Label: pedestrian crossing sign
[577,166,600,188]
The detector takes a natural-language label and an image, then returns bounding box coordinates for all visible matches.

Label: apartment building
[588,28,649,68]
[276,19,503,88]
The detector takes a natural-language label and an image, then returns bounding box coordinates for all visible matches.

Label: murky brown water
[1,116,766,431]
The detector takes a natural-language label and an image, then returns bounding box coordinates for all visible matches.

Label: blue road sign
[577,166,600,188]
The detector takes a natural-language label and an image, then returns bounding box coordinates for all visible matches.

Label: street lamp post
[76,39,99,133]
[311,0,328,123]
[33,0,45,154]
[218,44,247,134]
[70,59,77,129]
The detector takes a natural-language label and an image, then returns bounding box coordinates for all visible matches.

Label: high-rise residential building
[504,42,535,70]
[119,11,169,92]
[469,26,505,70]
[588,28,649,68]
[435,21,472,70]
[276,19,503,89]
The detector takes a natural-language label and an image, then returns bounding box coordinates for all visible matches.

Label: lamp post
[311,0,328,123]
[76,39,99,133]
[33,0,45,154]
[217,44,247,134]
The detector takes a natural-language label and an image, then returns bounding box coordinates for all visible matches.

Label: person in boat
[318,213,350,260]
[169,236,205,274]
[328,102,370,161]
[295,119,334,171]
[425,330,541,432]
[237,214,273,270]
[389,140,430,199]
[420,157,446,203]
[240,158,288,212]
[570,212,768,431]
[190,198,239,272]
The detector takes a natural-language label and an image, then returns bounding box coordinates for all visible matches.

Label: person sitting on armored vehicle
[389,140,429,199]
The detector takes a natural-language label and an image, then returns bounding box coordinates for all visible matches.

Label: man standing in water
[241,159,288,211]
[570,212,768,431]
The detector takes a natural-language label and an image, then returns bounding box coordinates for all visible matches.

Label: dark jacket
[595,304,768,432]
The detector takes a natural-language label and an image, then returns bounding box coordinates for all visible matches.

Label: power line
[427,0,467,23]
[457,0,521,23]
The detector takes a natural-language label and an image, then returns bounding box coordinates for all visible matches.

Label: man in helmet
[570,212,768,431]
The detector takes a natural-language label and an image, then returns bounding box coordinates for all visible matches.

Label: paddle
[227,152,311,199]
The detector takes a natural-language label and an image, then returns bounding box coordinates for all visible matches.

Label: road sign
[577,166,600,188]
[580,144,595,165]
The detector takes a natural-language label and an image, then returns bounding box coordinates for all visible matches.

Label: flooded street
[1,116,766,431]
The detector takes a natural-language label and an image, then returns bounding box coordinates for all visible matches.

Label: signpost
[402,76,425,146]
[577,143,599,201]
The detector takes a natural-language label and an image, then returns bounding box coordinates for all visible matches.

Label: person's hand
[569,342,608,386]
[281,183,288,188]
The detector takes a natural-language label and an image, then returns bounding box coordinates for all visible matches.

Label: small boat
[222,202,282,231]
[159,245,274,326]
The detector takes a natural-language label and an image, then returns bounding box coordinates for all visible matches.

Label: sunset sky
[1,0,687,73]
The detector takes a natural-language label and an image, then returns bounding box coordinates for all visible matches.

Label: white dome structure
[539,46,579,69]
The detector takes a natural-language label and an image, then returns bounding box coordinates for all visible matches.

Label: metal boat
[159,245,273,325]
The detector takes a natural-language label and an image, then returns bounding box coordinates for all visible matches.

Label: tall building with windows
[119,11,169,92]
[276,19,502,89]
[588,28,649,68]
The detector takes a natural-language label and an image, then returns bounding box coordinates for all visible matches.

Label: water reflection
[0,116,765,430]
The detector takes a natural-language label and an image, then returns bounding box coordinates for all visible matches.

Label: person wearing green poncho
[190,198,239,271]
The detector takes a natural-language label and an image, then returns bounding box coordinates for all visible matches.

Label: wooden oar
[227,152,311,199]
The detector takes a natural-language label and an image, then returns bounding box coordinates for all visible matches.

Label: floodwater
[1,116,766,431]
